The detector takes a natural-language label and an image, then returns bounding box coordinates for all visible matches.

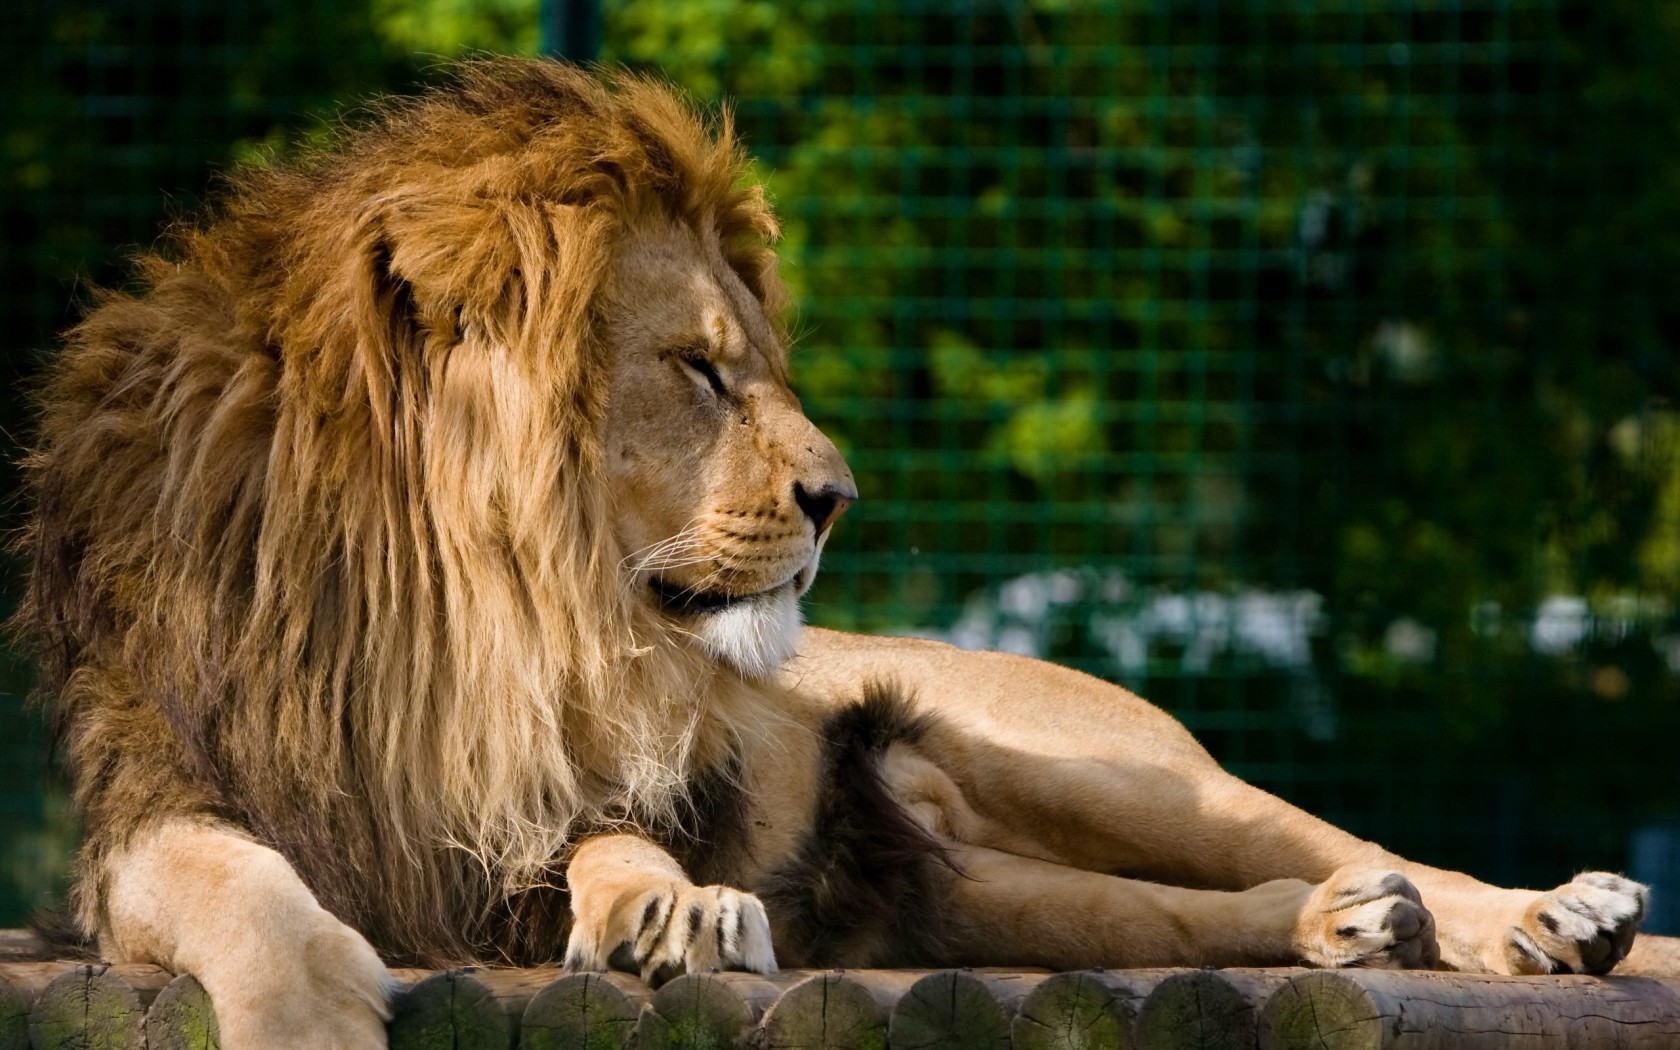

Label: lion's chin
[652,546,823,678]
[688,585,804,679]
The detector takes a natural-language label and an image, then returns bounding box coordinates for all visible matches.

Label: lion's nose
[793,482,856,535]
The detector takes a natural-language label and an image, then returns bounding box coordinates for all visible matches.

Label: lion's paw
[1296,868,1439,969]
[566,883,776,987]
[1503,872,1647,975]
[204,907,394,1050]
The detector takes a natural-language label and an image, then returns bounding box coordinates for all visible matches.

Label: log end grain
[1011,970,1143,1050]
[887,970,1010,1050]
[1256,971,1383,1050]
[145,973,220,1050]
[641,970,757,1050]
[0,974,25,1050]
[1138,969,1292,1050]
[1138,971,1255,1050]
[520,971,646,1050]
[28,965,148,1050]
[761,973,889,1050]
[388,968,514,1050]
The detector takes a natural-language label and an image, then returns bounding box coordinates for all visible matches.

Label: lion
[21,59,1646,1049]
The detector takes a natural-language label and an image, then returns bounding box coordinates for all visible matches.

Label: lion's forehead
[607,221,786,372]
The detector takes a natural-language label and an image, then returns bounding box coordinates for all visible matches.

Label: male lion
[23,59,1646,1048]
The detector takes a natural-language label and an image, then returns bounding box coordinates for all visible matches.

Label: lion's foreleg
[563,833,775,984]
[100,818,394,1050]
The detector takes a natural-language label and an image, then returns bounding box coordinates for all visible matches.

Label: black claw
[648,960,683,989]
[1578,934,1616,974]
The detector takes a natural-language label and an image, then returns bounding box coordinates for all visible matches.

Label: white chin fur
[693,586,803,679]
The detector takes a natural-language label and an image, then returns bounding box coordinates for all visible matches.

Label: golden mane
[23,59,785,963]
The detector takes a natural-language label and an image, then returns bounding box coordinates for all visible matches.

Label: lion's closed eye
[674,349,728,398]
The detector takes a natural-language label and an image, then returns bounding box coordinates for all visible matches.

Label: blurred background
[2,0,1677,931]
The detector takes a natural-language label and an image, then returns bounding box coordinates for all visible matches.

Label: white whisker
[621,517,712,576]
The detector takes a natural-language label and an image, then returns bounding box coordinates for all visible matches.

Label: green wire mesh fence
[2,0,1677,930]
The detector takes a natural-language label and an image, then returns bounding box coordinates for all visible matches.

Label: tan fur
[104,820,392,1047]
[22,58,1645,1048]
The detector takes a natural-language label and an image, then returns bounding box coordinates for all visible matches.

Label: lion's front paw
[204,908,395,1050]
[1296,868,1439,969]
[1503,872,1648,975]
[566,882,776,987]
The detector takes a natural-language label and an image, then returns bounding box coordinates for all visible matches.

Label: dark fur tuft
[21,908,99,962]
[657,756,753,886]
[758,681,959,967]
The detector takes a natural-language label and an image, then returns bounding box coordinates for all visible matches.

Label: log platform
[0,933,1675,1049]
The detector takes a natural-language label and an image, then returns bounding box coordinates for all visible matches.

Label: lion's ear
[378,199,521,329]
[371,194,615,374]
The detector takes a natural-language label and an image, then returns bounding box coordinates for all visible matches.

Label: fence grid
[1,0,1675,927]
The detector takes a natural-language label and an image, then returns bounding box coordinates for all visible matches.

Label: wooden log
[0,959,81,1050]
[0,971,26,1050]
[759,971,925,1050]
[1135,968,1293,1050]
[522,971,651,1050]
[887,969,1048,1050]
[390,969,509,1050]
[1012,969,1180,1050]
[0,962,89,1003]
[0,931,51,963]
[1257,968,1680,1050]
[387,966,559,1050]
[146,973,220,1050]
[640,969,810,1050]
[27,963,170,1050]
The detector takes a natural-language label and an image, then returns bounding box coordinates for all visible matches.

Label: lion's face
[600,216,855,677]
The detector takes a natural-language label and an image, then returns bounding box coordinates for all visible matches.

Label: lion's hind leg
[941,846,1438,971]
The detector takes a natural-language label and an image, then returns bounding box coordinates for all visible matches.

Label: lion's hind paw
[1505,872,1647,975]
[1299,868,1439,970]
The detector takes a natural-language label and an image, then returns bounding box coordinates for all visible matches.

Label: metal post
[540,0,601,62]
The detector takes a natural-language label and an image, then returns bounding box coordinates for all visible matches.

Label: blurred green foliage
[1,0,1677,924]
[373,0,541,56]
